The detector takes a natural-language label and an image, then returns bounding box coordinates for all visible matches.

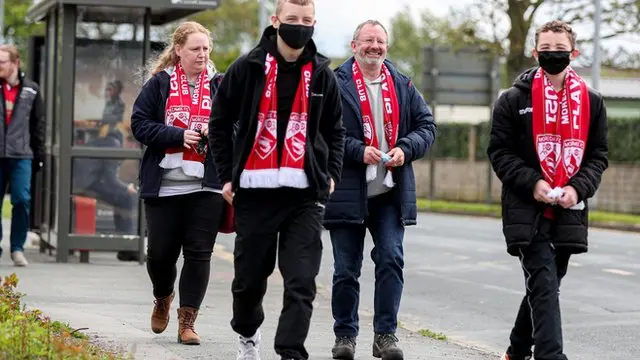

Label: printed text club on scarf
[240,53,313,189]
[532,66,590,213]
[160,63,212,178]
[352,60,400,187]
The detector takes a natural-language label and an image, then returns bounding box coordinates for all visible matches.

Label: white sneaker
[11,251,28,267]
[237,329,261,360]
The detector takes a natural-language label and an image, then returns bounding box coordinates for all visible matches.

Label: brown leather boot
[151,292,174,334]
[177,307,200,345]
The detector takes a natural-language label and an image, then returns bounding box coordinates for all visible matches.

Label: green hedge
[433,117,640,163]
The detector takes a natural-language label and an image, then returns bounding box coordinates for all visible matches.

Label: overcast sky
[308,0,637,58]
[311,0,464,57]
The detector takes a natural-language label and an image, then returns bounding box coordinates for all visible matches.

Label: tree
[470,0,640,81]
[186,0,273,71]
[387,6,501,89]
[3,0,45,42]
[550,0,640,69]
[468,0,545,82]
[3,0,45,69]
[549,0,640,43]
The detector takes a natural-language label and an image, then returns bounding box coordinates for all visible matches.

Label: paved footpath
[0,239,496,359]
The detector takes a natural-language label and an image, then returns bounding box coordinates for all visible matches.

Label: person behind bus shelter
[487,20,608,360]
[131,21,225,346]
[323,19,436,360]
[102,80,125,127]
[72,122,139,262]
[0,44,45,267]
[208,0,346,358]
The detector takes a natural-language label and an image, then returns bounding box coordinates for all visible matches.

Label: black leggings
[144,191,224,309]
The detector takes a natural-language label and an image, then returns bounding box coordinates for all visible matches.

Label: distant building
[573,67,640,119]
[433,67,640,123]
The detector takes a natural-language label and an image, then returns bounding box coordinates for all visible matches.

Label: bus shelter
[26,0,220,263]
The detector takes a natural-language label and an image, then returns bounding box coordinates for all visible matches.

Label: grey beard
[355,54,384,67]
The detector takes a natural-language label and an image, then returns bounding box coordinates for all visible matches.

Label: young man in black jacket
[208,1,345,359]
[487,20,608,360]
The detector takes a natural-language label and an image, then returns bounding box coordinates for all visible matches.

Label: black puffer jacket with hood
[487,67,608,256]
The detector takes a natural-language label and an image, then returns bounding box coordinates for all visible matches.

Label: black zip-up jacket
[487,67,608,256]
[0,71,45,162]
[209,26,345,203]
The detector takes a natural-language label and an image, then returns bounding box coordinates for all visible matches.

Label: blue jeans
[329,190,405,337]
[0,158,32,256]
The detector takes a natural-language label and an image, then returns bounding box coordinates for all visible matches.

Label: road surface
[218,212,640,360]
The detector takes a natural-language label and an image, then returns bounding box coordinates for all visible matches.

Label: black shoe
[117,251,144,262]
[332,335,356,359]
[372,333,403,360]
[503,352,532,360]
[504,345,533,360]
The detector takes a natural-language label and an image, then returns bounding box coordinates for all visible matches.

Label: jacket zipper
[531,212,541,238]
[1,79,25,158]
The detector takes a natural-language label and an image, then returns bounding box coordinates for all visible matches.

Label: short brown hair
[535,20,577,49]
[275,0,315,15]
[0,45,20,63]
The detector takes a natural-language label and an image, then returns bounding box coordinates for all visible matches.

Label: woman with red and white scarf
[131,21,225,346]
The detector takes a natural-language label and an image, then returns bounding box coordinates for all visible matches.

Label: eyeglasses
[357,38,387,46]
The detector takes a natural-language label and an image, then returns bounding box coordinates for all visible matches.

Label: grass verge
[416,199,640,228]
[0,273,129,359]
[417,328,447,341]
[2,197,10,219]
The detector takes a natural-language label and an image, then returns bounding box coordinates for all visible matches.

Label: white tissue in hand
[547,187,565,200]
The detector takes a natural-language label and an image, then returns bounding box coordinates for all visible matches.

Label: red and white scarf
[532,66,590,189]
[159,63,212,178]
[352,60,400,187]
[240,53,312,189]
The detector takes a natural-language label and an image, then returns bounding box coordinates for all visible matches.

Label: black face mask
[277,23,314,50]
[537,51,571,75]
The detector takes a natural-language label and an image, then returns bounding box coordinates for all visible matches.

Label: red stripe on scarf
[240,53,313,189]
[352,60,399,171]
[162,63,211,177]
[532,66,590,219]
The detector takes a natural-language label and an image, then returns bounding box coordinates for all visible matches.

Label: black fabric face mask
[537,51,571,75]
[277,23,314,50]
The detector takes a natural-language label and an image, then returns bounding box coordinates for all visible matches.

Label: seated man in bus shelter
[73,123,140,262]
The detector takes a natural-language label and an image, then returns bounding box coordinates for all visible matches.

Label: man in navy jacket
[324,20,436,360]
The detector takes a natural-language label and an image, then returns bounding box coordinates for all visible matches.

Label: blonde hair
[0,44,20,64]
[275,0,315,15]
[148,21,215,76]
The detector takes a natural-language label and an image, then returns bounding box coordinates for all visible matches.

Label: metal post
[590,0,602,209]
[138,8,152,265]
[55,4,77,263]
[592,0,601,91]
[486,56,500,205]
[425,47,438,201]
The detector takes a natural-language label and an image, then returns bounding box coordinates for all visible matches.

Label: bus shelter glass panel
[70,157,140,235]
[73,6,144,149]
